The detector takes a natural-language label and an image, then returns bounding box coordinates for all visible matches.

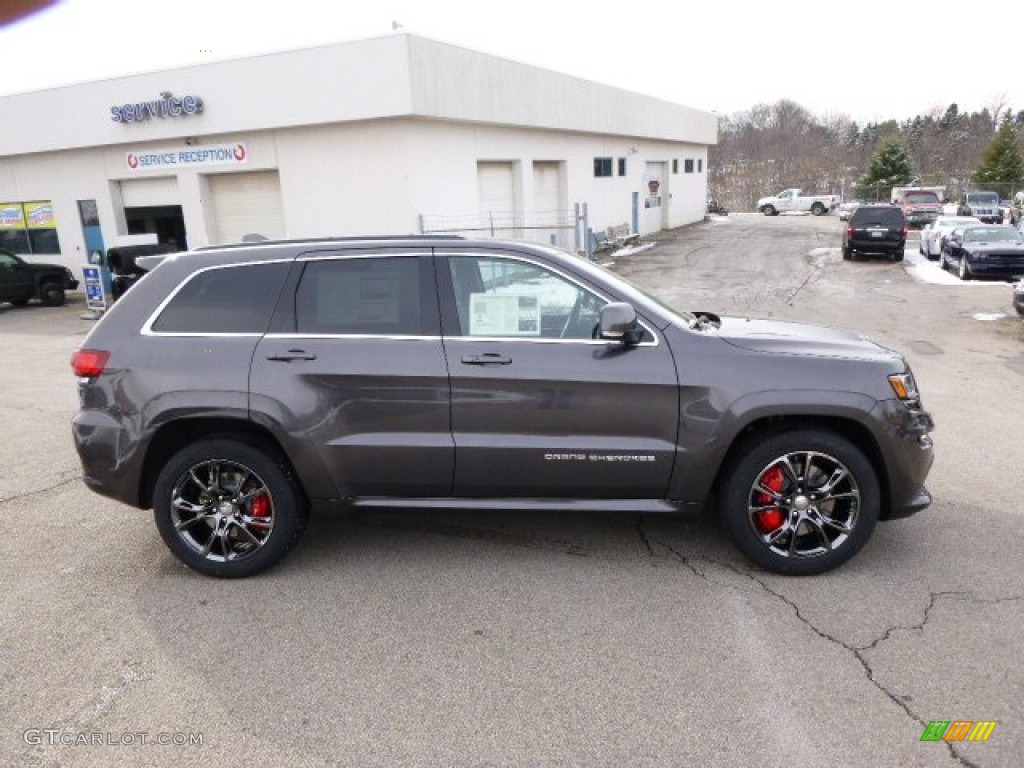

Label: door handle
[461,353,512,365]
[267,349,317,362]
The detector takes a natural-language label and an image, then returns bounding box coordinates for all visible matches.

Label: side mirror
[600,302,643,344]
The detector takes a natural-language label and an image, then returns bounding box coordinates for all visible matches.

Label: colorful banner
[24,201,56,229]
[0,203,25,230]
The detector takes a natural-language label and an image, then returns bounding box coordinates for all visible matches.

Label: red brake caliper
[754,466,785,533]
[249,494,271,527]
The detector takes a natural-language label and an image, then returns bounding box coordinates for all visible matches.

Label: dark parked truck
[70,237,935,578]
[0,247,78,306]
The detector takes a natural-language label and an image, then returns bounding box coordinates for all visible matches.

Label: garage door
[208,171,285,245]
[532,162,564,247]
[120,177,179,207]
[477,162,517,237]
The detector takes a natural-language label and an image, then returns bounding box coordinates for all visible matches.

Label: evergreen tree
[860,141,914,193]
[974,116,1024,185]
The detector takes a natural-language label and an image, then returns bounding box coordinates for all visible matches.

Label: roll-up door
[209,171,285,244]
[477,162,518,238]
[120,177,179,207]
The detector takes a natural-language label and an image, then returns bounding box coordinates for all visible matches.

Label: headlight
[888,370,920,404]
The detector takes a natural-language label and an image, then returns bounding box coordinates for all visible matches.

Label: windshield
[966,193,999,204]
[963,227,1024,244]
[904,192,939,203]
[551,246,695,326]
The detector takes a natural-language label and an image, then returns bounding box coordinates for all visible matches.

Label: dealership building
[0,33,717,280]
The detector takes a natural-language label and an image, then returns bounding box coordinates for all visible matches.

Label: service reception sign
[126,143,248,172]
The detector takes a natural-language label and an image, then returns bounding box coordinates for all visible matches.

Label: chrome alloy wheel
[746,451,860,559]
[169,459,275,562]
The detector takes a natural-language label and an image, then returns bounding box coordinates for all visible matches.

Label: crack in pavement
[657,547,1018,768]
[0,475,81,506]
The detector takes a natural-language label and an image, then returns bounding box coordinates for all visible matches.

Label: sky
[0,0,1020,126]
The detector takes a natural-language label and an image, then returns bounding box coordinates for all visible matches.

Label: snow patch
[972,313,1008,321]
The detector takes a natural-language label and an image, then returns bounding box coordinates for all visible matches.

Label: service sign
[82,265,107,312]
[125,143,248,172]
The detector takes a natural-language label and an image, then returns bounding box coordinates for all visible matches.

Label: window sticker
[469,294,540,336]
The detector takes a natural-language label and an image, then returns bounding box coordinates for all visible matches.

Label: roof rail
[194,234,465,252]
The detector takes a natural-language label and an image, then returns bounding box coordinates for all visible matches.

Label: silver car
[920,216,980,260]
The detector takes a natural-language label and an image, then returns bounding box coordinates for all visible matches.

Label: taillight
[847,226,854,238]
[71,349,111,378]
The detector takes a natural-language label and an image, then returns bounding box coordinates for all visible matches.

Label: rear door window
[294,256,425,336]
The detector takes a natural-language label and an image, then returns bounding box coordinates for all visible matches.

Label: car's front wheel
[153,439,308,578]
[721,430,880,575]
[762,205,776,216]
[958,255,972,281]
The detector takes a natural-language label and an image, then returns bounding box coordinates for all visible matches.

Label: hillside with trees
[709,100,1024,211]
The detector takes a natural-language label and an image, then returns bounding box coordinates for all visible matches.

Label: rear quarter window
[151,262,290,334]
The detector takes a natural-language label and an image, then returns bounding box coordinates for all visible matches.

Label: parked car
[1014,278,1024,316]
[0,247,79,307]
[757,189,839,216]
[70,236,935,578]
[892,189,942,228]
[706,197,728,216]
[842,204,907,261]
[956,191,1003,224]
[939,224,1024,280]
[919,216,981,260]
[837,200,862,221]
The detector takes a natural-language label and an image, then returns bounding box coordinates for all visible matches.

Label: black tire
[153,438,308,578]
[842,246,853,261]
[38,282,65,307]
[10,297,30,307]
[762,205,776,217]
[811,202,825,216]
[957,255,971,281]
[721,429,880,575]
[892,251,904,262]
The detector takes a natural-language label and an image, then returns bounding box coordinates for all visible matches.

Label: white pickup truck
[757,189,840,216]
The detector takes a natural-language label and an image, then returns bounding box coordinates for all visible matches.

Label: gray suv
[71,237,935,578]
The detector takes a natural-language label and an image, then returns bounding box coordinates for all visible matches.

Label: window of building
[684,159,694,173]
[594,158,613,178]
[296,257,423,336]
[617,158,627,176]
[152,262,289,334]
[698,159,703,173]
[0,201,60,254]
[672,159,679,174]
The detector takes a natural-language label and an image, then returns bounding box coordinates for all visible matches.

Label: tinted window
[448,256,606,340]
[295,257,423,335]
[904,192,938,203]
[851,207,904,227]
[152,262,289,333]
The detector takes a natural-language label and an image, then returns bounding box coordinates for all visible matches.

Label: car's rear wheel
[38,282,65,307]
[842,246,853,261]
[811,202,825,216]
[721,430,880,575]
[10,297,30,307]
[153,439,308,578]
[892,251,904,262]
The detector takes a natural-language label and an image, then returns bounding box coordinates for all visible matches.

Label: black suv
[0,248,79,307]
[842,205,907,261]
[71,237,935,578]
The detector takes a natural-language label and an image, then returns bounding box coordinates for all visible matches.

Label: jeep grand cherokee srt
[70,237,935,578]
